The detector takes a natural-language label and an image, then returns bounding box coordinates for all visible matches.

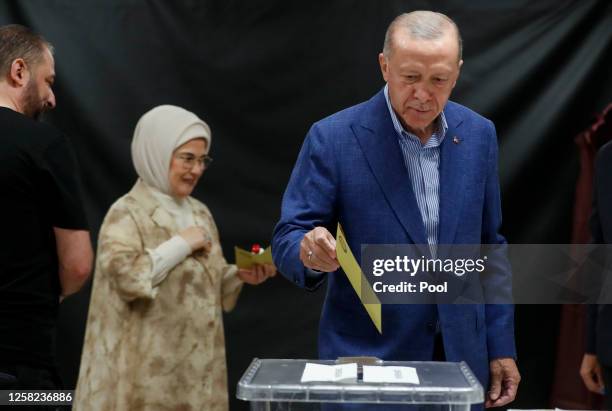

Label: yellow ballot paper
[234,246,273,269]
[336,224,382,334]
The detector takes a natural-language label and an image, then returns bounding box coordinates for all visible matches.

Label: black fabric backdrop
[1,1,611,409]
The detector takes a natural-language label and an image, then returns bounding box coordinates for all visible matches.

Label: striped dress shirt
[383,85,448,248]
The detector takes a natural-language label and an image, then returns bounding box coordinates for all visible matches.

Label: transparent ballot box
[237,358,484,410]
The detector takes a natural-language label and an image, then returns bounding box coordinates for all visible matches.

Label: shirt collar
[383,84,447,147]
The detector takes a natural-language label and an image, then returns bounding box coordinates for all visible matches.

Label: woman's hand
[238,263,277,285]
[178,226,212,253]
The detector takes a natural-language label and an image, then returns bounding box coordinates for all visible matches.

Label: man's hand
[300,227,339,272]
[238,263,277,285]
[580,353,605,394]
[486,357,520,408]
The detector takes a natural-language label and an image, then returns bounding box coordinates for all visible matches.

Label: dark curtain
[0,1,611,409]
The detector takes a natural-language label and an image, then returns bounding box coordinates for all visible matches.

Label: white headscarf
[131,105,211,195]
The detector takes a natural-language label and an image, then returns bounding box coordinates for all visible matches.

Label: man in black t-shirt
[0,25,93,395]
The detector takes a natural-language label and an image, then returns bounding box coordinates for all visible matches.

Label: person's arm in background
[580,149,605,394]
[581,307,604,394]
[54,227,93,297]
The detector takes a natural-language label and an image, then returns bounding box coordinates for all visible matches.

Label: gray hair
[0,24,54,78]
[383,11,462,62]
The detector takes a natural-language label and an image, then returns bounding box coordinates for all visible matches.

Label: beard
[21,80,47,120]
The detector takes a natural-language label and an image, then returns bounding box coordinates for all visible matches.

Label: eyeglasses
[175,153,213,169]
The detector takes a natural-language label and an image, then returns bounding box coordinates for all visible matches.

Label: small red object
[251,243,261,254]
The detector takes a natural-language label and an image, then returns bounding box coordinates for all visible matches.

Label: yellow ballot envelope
[336,224,382,334]
[234,246,273,269]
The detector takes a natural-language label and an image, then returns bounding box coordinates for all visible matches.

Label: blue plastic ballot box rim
[237,359,484,405]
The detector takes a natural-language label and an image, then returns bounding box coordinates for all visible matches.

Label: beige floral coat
[74,179,243,411]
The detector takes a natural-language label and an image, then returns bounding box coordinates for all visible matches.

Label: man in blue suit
[272,11,520,408]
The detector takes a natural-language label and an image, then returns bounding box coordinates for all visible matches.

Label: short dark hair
[0,24,53,78]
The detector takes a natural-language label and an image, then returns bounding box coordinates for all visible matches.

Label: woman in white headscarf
[73,105,275,411]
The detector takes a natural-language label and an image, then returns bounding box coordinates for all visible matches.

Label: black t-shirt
[0,107,88,368]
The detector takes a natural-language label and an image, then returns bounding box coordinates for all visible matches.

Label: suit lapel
[352,90,428,246]
[438,104,465,245]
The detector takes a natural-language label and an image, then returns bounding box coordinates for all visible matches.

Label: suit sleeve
[272,122,337,290]
[481,120,517,360]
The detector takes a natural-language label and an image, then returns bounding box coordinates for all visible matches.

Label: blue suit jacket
[272,89,516,391]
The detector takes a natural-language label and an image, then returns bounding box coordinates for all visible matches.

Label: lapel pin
[452,136,460,144]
